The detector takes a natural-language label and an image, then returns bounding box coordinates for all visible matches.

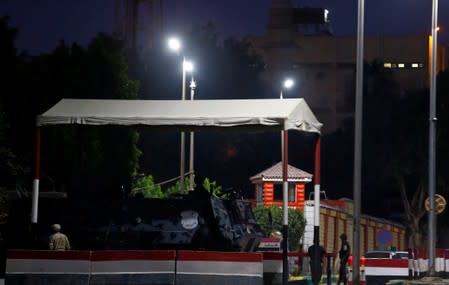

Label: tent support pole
[31,127,41,224]
[312,135,321,285]
[282,130,289,285]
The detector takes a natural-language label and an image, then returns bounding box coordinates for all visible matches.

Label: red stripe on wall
[91,250,176,261]
[178,251,263,262]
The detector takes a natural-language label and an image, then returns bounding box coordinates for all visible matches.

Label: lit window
[412,63,419,68]
[384,63,392,68]
[391,63,397,68]
[398,63,405,68]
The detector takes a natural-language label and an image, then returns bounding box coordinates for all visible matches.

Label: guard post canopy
[36,98,322,133]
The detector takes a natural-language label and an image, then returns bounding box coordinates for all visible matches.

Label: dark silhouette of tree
[0,26,142,235]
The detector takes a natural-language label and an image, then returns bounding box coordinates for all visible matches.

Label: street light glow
[283,78,294,89]
[168,37,181,52]
[184,60,194,72]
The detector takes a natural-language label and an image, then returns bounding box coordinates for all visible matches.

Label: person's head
[340,233,347,240]
[51,224,61,232]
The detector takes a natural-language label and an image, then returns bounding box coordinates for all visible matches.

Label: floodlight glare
[283,78,294,89]
[184,60,194,72]
[168,37,181,52]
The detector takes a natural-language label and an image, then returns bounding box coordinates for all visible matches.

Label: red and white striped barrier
[260,251,310,285]
[90,250,176,285]
[176,251,263,285]
[365,258,408,285]
[443,249,449,278]
[261,252,283,285]
[409,248,449,278]
[6,250,91,285]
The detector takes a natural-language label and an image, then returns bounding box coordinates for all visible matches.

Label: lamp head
[168,37,181,52]
[283,78,294,89]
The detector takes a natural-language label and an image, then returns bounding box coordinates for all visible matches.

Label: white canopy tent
[37,98,322,132]
[32,98,322,282]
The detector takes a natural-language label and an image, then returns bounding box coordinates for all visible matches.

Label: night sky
[1,0,449,54]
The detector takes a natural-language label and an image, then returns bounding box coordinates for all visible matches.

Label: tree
[0,30,142,226]
[253,205,306,251]
[0,17,23,232]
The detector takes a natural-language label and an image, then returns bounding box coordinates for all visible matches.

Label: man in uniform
[337,233,351,285]
[49,224,71,250]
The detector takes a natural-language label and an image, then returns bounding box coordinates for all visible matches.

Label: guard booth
[250,162,312,211]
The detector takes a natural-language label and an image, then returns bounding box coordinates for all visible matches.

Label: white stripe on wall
[91,260,175,273]
[177,261,263,277]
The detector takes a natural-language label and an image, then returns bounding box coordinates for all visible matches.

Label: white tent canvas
[37,98,322,133]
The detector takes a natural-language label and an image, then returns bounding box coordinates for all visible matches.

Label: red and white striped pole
[31,127,41,223]
[348,255,353,285]
[408,248,414,279]
[360,255,366,285]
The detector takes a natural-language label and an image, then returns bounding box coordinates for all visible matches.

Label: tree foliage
[202,177,222,196]
[31,36,142,202]
[0,17,21,229]
[131,174,164,198]
[0,19,142,219]
[253,205,306,251]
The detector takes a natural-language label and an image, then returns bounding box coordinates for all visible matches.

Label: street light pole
[189,77,196,191]
[168,37,195,193]
[428,0,438,276]
[280,79,293,161]
[280,78,293,285]
[180,56,186,192]
[353,0,365,284]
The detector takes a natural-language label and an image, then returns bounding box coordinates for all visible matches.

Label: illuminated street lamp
[168,37,194,192]
[279,78,294,160]
[168,37,181,52]
[281,78,294,98]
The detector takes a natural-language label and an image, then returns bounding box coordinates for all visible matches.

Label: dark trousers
[338,262,348,285]
[310,261,323,285]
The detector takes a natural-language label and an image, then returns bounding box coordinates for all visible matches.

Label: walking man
[49,224,71,251]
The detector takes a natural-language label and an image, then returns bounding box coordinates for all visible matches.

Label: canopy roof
[37,98,322,133]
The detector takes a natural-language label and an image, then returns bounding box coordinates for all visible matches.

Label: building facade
[247,0,448,133]
[303,199,406,255]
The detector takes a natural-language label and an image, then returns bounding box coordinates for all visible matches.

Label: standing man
[338,233,351,285]
[308,243,326,285]
[49,224,71,251]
